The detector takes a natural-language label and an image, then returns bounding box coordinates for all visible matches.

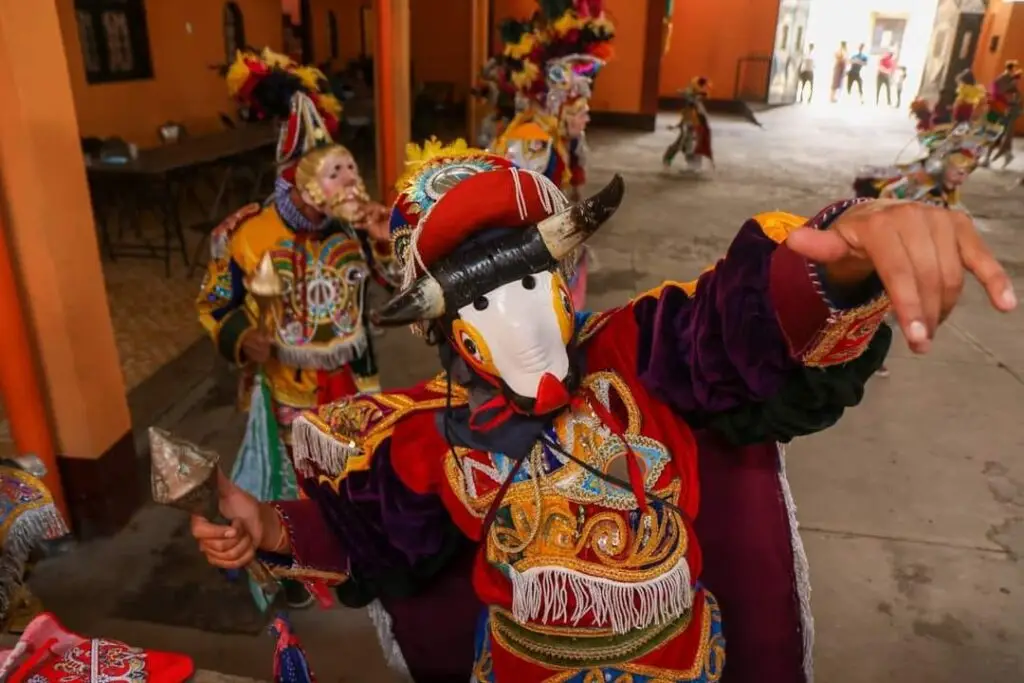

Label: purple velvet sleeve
[633,200,887,418]
[268,440,454,582]
[634,219,799,416]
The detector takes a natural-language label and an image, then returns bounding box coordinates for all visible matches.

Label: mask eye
[521,275,536,290]
[551,273,574,344]
[459,330,483,362]
[452,319,496,375]
[559,286,572,315]
[473,296,489,311]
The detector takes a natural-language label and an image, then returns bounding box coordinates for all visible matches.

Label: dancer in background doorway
[663,76,714,172]
[982,60,1021,168]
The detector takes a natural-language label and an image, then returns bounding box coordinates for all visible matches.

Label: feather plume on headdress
[226,48,342,138]
[497,0,615,116]
[226,48,344,181]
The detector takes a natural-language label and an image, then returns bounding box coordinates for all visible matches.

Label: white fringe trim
[275,332,367,371]
[508,556,693,635]
[776,443,815,683]
[290,415,360,479]
[366,599,413,681]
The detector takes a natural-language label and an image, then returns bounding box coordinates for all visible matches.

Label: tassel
[271,614,316,683]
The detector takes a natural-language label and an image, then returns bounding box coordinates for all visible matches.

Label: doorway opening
[281,0,312,64]
[785,0,941,108]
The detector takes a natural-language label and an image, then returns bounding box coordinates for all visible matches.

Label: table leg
[160,177,190,276]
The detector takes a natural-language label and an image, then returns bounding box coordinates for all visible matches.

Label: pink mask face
[565,106,590,138]
[943,163,969,188]
[316,149,361,203]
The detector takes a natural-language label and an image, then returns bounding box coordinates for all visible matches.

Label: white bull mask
[372,174,625,415]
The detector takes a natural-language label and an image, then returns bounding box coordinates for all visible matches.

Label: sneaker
[876,365,891,378]
[283,580,315,609]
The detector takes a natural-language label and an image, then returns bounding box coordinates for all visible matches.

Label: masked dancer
[663,76,713,173]
[196,48,396,608]
[188,140,1016,682]
[981,60,1021,168]
[490,0,614,312]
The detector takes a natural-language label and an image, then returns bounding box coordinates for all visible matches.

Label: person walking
[876,51,896,106]
[894,65,908,108]
[847,43,869,103]
[798,43,816,103]
[830,41,847,102]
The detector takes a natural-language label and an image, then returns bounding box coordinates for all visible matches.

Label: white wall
[805,0,940,100]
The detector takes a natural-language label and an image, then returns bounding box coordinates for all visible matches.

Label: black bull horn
[371,174,625,328]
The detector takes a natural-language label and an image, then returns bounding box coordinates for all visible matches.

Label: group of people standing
[797,41,907,106]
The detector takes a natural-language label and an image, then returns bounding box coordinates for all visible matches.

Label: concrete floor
[28,103,1024,682]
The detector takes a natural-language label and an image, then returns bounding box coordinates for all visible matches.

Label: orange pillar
[0,0,135,534]
[468,0,490,145]
[0,194,67,517]
[374,0,410,203]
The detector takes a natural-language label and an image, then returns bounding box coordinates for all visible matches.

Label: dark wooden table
[87,123,277,276]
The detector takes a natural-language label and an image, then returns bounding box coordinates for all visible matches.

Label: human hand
[355,202,392,242]
[190,471,269,569]
[240,329,272,364]
[786,199,1017,354]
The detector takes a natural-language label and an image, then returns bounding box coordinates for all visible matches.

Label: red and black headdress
[498,0,615,116]
[226,48,344,183]
[373,140,624,329]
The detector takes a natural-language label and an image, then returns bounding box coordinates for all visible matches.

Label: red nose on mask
[533,372,571,415]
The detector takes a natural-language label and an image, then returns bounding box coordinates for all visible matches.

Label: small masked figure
[663,76,714,172]
[982,60,1022,167]
[854,106,1002,212]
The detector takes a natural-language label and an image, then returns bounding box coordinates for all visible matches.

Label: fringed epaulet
[290,376,468,486]
[0,467,68,620]
[210,203,263,261]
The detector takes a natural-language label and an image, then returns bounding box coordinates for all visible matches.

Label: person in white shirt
[798,44,815,103]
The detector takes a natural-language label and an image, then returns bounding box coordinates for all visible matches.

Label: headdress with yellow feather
[498,0,614,118]
[226,47,344,183]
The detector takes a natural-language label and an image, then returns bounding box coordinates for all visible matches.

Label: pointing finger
[861,223,930,352]
[956,219,1017,312]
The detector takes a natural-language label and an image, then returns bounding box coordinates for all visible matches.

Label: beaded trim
[799,198,892,368]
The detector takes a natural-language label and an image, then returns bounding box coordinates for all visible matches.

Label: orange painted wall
[0,0,131,460]
[309,0,368,68]
[410,0,474,98]
[590,0,648,112]
[974,0,1024,135]
[490,0,649,113]
[659,0,781,99]
[57,0,283,147]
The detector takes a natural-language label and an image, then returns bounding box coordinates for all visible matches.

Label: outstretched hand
[786,200,1016,354]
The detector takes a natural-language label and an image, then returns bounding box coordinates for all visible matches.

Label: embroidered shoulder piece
[291,376,468,486]
[576,309,619,345]
[209,202,262,260]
